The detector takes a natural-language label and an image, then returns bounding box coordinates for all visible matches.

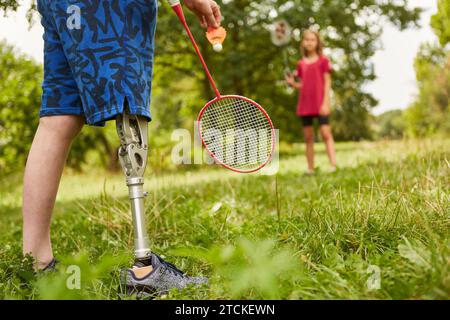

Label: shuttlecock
[213,43,223,52]
[206,27,227,52]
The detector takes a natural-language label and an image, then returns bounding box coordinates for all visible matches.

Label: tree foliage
[0,42,41,175]
[431,0,450,46]
[0,0,36,24]
[405,44,450,137]
[0,0,19,13]
[405,1,450,138]
[373,110,405,140]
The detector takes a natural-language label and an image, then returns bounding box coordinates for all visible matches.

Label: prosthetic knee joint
[116,109,151,261]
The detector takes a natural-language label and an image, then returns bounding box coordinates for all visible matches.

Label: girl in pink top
[285,30,337,174]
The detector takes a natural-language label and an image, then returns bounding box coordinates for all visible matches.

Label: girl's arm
[285,73,302,89]
[320,73,332,115]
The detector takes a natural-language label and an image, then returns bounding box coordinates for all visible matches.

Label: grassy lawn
[0,139,449,299]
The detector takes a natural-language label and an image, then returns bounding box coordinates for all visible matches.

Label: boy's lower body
[23,0,206,294]
[300,115,337,174]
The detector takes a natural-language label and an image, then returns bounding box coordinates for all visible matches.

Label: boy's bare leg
[303,126,315,173]
[23,115,84,270]
[320,125,337,170]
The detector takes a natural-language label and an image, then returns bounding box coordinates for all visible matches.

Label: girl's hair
[300,30,323,57]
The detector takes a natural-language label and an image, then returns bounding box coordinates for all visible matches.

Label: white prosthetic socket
[116,108,151,261]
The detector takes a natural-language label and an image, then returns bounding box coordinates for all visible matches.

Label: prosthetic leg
[116,108,208,299]
[116,108,151,262]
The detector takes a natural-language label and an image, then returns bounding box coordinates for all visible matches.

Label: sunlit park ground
[0,139,448,299]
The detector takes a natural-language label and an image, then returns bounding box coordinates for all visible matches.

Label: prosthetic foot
[119,253,208,299]
[116,108,207,299]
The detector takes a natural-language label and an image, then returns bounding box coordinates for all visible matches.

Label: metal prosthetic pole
[116,109,151,261]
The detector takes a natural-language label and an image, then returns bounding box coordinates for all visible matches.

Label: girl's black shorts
[301,115,330,127]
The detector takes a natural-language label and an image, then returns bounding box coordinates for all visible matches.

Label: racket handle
[168,0,221,98]
[168,0,186,23]
[167,0,181,6]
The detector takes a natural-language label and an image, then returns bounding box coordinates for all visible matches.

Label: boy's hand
[183,0,221,28]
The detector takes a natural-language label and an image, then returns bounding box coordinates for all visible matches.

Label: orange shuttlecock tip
[206,27,227,52]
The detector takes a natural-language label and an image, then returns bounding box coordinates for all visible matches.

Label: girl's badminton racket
[271,20,293,83]
[168,0,275,173]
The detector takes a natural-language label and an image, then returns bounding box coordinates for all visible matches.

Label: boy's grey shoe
[119,253,208,299]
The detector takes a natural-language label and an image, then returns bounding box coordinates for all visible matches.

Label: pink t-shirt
[296,55,332,116]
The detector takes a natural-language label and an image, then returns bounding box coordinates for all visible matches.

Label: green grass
[0,139,449,299]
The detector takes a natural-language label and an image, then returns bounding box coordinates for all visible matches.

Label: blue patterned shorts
[37,0,157,126]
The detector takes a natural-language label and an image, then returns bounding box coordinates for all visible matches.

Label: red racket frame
[197,95,276,173]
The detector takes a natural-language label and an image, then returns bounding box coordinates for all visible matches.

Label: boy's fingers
[212,2,222,26]
[185,1,221,28]
[195,12,207,28]
[201,15,207,28]
[204,7,219,28]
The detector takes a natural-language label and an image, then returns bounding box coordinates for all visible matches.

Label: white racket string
[199,97,274,171]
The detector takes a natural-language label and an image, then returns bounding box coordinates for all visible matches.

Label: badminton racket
[168,0,276,173]
[271,20,293,82]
